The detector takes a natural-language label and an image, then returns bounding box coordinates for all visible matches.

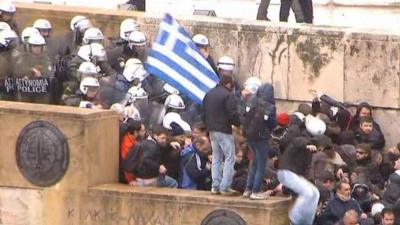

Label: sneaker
[243,190,252,198]
[250,192,271,200]
[220,189,239,196]
[211,188,220,195]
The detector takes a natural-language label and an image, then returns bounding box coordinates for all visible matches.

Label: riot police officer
[0,0,18,33]
[0,29,17,100]
[107,30,147,73]
[13,33,53,104]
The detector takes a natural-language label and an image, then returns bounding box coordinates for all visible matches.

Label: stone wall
[13,3,400,147]
[0,101,119,191]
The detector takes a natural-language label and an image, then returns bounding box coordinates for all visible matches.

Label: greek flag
[144,13,219,104]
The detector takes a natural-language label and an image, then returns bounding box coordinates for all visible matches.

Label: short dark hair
[359,116,373,125]
[356,143,372,155]
[219,74,233,86]
[335,180,350,191]
[192,122,207,133]
[298,103,312,116]
[126,119,142,134]
[151,124,169,136]
[381,207,395,218]
[351,166,367,176]
[318,170,335,183]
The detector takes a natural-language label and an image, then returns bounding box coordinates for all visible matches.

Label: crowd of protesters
[0,0,399,224]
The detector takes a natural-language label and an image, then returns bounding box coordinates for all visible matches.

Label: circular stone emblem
[201,209,247,225]
[16,120,69,187]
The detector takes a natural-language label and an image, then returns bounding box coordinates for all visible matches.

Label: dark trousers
[280,0,313,24]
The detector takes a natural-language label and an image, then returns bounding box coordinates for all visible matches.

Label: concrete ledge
[0,101,119,191]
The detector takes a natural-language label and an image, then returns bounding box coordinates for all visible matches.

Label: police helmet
[305,115,326,136]
[79,76,100,94]
[120,18,139,41]
[217,56,235,71]
[165,94,185,110]
[82,27,104,44]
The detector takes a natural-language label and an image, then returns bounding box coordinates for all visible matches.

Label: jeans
[277,170,319,225]
[158,175,178,188]
[246,140,269,193]
[210,131,235,192]
[137,175,178,188]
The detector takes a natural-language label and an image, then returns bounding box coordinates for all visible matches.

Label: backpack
[121,142,143,174]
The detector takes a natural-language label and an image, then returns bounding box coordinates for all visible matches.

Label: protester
[240,77,277,200]
[202,74,241,195]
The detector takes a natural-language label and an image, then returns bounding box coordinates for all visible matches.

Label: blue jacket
[179,145,210,189]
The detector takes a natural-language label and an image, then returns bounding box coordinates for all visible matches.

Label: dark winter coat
[278,136,313,176]
[322,194,362,222]
[355,128,385,150]
[241,83,277,141]
[383,172,400,207]
[134,137,161,179]
[202,84,240,134]
[107,45,137,73]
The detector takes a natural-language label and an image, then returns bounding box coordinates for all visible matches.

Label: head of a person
[219,74,234,91]
[79,77,99,99]
[393,156,400,171]
[110,103,125,122]
[371,202,384,224]
[359,116,374,134]
[235,148,246,166]
[151,125,169,147]
[28,33,46,55]
[0,1,15,23]
[217,56,234,76]
[355,143,371,161]
[242,76,262,98]
[381,208,395,225]
[128,31,146,60]
[350,166,367,184]
[371,150,383,167]
[298,103,312,116]
[357,102,372,118]
[312,135,333,152]
[70,15,93,34]
[192,122,207,139]
[342,210,360,225]
[33,19,52,39]
[192,34,209,57]
[336,180,351,198]
[352,184,369,200]
[126,119,146,141]
[193,136,211,157]
[318,171,335,191]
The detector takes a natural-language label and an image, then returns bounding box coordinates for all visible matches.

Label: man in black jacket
[278,135,332,225]
[321,181,362,223]
[202,74,241,195]
[135,125,178,188]
[355,116,385,150]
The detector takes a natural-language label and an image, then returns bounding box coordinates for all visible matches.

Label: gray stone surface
[0,187,43,225]
[344,39,400,108]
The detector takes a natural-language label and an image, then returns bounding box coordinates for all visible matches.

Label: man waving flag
[144,13,219,104]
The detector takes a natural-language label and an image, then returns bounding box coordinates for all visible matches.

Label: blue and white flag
[144,13,219,104]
